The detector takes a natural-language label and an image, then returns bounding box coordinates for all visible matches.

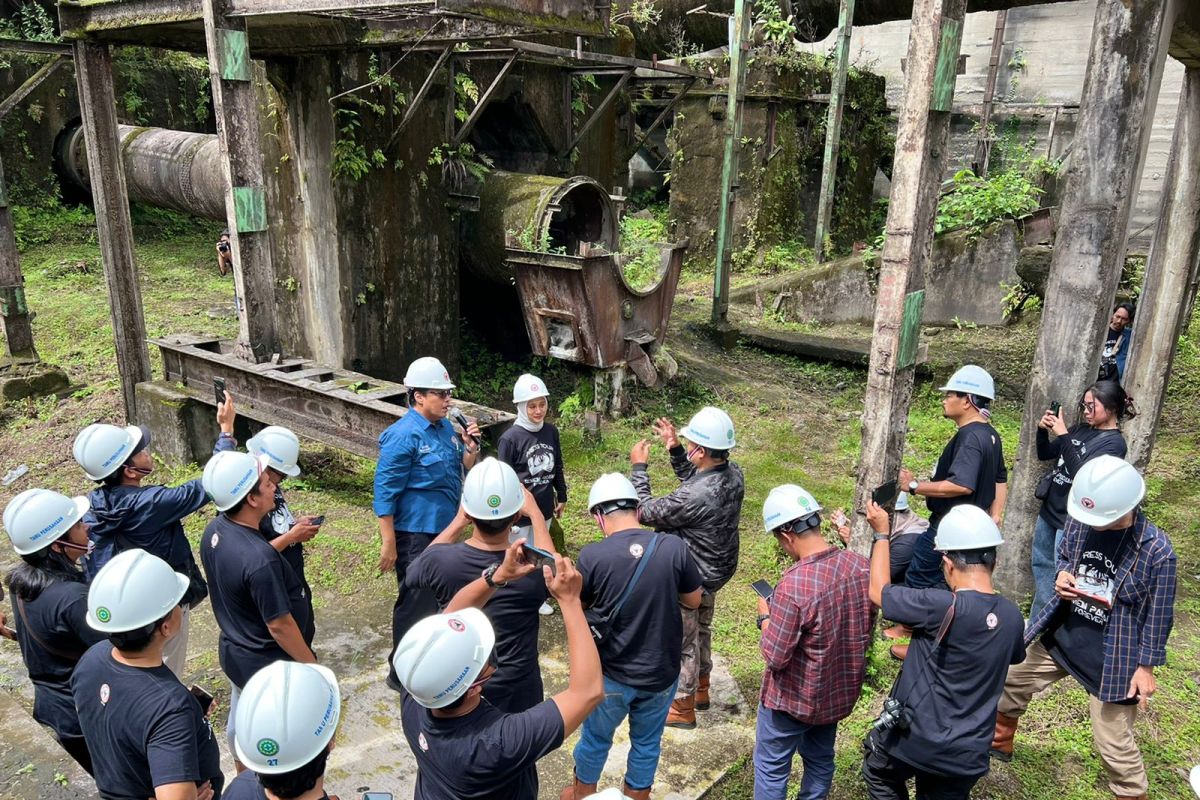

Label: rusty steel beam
[0,40,73,56]
[387,46,453,148]
[452,52,519,146]
[153,335,514,458]
[0,55,69,122]
[563,68,633,156]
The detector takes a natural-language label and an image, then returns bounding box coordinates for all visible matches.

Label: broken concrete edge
[0,361,71,402]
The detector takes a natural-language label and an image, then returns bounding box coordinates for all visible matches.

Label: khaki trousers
[998,640,1147,797]
[161,607,191,680]
[677,591,715,698]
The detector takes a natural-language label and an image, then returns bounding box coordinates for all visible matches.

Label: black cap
[128,425,153,459]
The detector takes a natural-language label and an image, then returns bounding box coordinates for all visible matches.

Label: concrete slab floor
[0,583,754,800]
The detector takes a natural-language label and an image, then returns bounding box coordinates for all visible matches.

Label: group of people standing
[0,339,1178,800]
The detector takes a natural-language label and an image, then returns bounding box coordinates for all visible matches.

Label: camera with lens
[217,241,231,253]
[871,697,911,734]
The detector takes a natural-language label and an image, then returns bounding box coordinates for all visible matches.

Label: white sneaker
[538,601,554,616]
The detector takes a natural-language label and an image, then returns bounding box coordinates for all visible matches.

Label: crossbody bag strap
[14,595,85,662]
[609,534,662,620]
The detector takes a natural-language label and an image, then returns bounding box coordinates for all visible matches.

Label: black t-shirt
[1043,526,1132,699]
[200,514,313,688]
[497,424,568,521]
[1036,427,1127,531]
[926,421,1007,526]
[401,693,564,800]
[406,542,548,712]
[71,642,223,799]
[12,578,106,740]
[260,492,314,641]
[880,586,1025,777]
[576,529,703,691]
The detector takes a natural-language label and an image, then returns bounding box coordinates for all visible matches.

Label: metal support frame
[0,56,69,122]
[387,46,452,147]
[812,0,855,263]
[712,0,751,327]
[974,10,1008,175]
[72,41,152,420]
[452,52,518,146]
[626,77,697,159]
[563,68,633,156]
[202,0,278,362]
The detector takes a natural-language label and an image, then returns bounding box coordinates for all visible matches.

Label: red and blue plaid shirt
[759,547,876,724]
[1026,509,1176,704]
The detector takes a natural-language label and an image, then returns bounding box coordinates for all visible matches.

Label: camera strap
[883,594,957,702]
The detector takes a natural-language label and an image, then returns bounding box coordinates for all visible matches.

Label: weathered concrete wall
[796,0,1184,250]
[731,219,1022,326]
[668,55,889,271]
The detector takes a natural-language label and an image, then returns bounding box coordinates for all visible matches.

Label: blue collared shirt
[372,409,464,534]
[1026,509,1176,704]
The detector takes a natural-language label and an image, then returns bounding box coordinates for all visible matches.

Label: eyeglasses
[420,389,452,399]
[1079,400,1096,413]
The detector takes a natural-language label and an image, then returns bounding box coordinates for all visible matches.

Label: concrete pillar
[0,153,36,361]
[850,0,968,548]
[1123,67,1200,470]
[72,41,152,421]
[998,0,1179,599]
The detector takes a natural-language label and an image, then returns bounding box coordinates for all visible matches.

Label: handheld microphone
[450,408,476,445]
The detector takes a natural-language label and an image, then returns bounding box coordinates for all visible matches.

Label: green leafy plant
[0,3,60,42]
[612,0,662,26]
[934,168,1044,239]
[427,142,494,190]
[1001,280,1041,321]
[454,73,479,122]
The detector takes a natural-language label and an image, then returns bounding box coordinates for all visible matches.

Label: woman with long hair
[1030,380,1134,619]
[3,488,104,774]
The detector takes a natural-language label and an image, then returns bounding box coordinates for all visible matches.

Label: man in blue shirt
[375,356,480,691]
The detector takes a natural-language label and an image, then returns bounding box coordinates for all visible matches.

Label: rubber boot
[665,695,697,729]
[988,711,1019,762]
[623,782,652,800]
[695,674,711,710]
[558,775,598,800]
[883,624,912,641]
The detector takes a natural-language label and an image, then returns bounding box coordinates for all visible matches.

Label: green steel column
[813,0,856,263]
[711,0,752,326]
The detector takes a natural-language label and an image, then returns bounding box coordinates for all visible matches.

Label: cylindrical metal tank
[58,124,227,220]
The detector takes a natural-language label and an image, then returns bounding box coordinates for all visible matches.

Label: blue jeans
[1029,515,1064,621]
[753,704,837,800]
[573,675,678,790]
[903,524,949,590]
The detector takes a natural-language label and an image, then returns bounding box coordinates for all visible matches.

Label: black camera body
[872,696,912,734]
[217,241,231,253]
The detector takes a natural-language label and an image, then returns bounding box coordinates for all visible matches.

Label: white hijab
[515,400,544,432]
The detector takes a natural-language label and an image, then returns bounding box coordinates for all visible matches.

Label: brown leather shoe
[889,644,909,661]
[665,695,697,729]
[988,711,1019,762]
[1113,794,1147,800]
[696,674,711,710]
[558,776,598,800]
[883,624,912,641]
[623,782,652,800]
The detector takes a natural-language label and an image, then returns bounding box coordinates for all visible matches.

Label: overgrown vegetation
[331,53,408,181]
[0,2,59,44]
[619,205,670,290]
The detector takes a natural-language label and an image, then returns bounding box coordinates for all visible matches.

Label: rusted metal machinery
[154,334,514,459]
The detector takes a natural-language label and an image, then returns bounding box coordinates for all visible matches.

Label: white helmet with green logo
[680,406,737,450]
[762,484,823,533]
[461,457,524,520]
[86,549,188,632]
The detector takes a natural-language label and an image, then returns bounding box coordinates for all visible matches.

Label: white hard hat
[1066,455,1145,528]
[234,661,341,774]
[403,356,455,390]
[679,406,737,450]
[938,364,995,401]
[202,450,270,512]
[512,373,550,404]
[584,791,634,800]
[2,489,90,556]
[87,548,189,632]
[933,505,1003,551]
[247,426,302,477]
[761,484,822,533]
[461,458,524,520]
[1189,764,1200,798]
[587,473,639,512]
[73,423,144,481]
[895,491,910,512]
[393,608,495,708]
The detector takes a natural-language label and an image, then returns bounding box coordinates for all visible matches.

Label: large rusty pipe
[58,123,227,220]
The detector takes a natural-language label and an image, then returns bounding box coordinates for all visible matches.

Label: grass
[2,216,1199,799]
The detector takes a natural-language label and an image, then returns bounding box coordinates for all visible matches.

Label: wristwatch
[872,532,890,544]
[482,562,508,588]
[756,614,770,630]
[907,479,919,493]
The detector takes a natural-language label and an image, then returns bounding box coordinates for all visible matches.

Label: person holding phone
[498,374,569,616]
[71,395,235,678]
[991,456,1175,800]
[2,489,105,774]
[559,473,702,800]
[406,458,556,714]
[374,356,480,693]
[633,407,745,729]
[754,484,875,800]
[1029,381,1132,620]
[213,396,321,642]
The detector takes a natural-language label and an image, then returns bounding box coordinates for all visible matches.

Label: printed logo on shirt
[1080,496,1096,510]
[99,684,110,705]
[448,617,466,632]
[986,612,998,629]
[418,444,433,455]
[96,607,112,624]
[629,543,644,559]
[210,533,220,548]
[257,738,280,758]
[418,732,429,751]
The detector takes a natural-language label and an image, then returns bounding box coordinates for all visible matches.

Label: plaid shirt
[759,547,876,724]
[1026,510,1176,704]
